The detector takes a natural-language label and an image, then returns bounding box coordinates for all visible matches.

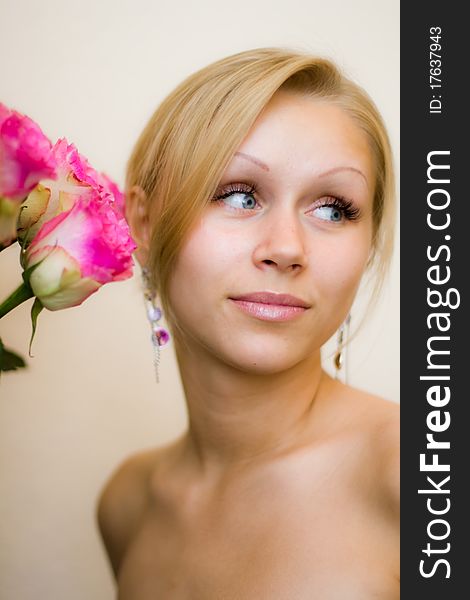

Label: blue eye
[314,205,344,222]
[223,192,257,210]
[212,183,259,211]
[312,197,361,222]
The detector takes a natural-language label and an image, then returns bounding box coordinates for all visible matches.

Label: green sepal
[22,257,44,286]
[0,255,46,319]
[18,210,34,268]
[29,298,44,357]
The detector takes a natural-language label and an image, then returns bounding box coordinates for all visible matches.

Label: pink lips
[229,292,310,322]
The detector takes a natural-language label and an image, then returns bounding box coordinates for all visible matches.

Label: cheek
[310,230,371,301]
[167,219,254,354]
[167,218,247,305]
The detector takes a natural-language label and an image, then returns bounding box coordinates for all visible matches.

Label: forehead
[233,91,375,188]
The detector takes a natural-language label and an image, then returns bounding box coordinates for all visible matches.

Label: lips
[228,292,310,322]
[229,292,311,308]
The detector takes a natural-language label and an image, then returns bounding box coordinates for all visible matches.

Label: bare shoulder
[95,443,170,578]
[345,385,400,518]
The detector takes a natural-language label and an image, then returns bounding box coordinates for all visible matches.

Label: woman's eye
[223,192,257,210]
[212,183,259,211]
[313,205,344,222]
[310,197,360,223]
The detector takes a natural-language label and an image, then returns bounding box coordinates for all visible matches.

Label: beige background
[0,1,399,598]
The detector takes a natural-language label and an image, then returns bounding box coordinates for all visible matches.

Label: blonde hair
[126,47,395,331]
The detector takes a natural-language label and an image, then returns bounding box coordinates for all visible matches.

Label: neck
[174,337,336,476]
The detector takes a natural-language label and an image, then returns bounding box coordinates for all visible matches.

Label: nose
[252,205,308,273]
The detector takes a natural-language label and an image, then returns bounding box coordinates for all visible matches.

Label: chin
[175,319,321,375]
[224,357,300,376]
[216,337,312,375]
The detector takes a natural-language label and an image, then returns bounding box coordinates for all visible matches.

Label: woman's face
[167,91,375,373]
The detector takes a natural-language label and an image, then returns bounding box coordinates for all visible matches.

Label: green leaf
[0,338,27,374]
[29,298,44,357]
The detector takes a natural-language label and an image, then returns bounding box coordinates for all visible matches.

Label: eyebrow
[317,166,369,188]
[234,152,270,171]
[234,152,368,187]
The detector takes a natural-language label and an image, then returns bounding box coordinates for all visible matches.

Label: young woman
[97,47,399,599]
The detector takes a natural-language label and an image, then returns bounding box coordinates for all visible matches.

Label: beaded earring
[141,267,170,383]
[334,313,351,382]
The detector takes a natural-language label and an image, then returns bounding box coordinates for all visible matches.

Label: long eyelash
[211,186,360,221]
[212,182,259,201]
[321,196,361,221]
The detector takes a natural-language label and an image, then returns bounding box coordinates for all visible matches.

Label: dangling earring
[334,313,351,382]
[141,267,170,383]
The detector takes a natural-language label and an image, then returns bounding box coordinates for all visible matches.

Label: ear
[125,185,151,266]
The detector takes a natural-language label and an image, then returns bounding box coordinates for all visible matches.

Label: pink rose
[0,103,57,248]
[97,171,125,215]
[0,103,57,200]
[18,138,124,244]
[24,189,136,311]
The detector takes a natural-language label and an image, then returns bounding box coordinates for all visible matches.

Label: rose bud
[24,189,136,311]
